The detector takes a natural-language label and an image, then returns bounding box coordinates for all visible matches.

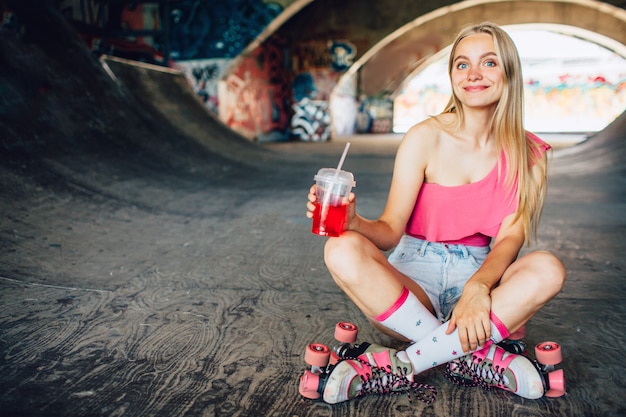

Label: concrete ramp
[100,56,282,168]
[552,111,626,176]
[0,2,625,417]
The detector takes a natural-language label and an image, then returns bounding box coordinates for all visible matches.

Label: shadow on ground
[1,2,625,416]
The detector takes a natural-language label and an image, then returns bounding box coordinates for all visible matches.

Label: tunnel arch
[330,0,626,136]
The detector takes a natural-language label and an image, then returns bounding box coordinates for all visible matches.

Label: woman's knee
[526,251,567,293]
[324,232,363,271]
[324,232,384,288]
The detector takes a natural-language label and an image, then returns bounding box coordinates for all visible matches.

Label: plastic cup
[312,168,355,237]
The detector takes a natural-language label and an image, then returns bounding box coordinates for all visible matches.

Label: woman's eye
[457,62,468,70]
[484,60,497,67]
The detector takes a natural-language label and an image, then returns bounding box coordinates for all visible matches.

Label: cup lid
[314,168,355,187]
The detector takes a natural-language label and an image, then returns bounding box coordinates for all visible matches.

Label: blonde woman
[303,22,566,403]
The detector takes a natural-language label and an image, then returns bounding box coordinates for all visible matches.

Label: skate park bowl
[0,1,625,416]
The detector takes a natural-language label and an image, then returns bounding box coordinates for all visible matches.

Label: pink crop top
[405,134,550,247]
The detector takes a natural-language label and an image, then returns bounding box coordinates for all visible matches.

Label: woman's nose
[467,66,482,81]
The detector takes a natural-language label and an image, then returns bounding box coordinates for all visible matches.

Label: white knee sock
[404,312,510,375]
[373,287,441,342]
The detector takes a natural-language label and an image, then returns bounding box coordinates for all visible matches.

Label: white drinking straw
[335,142,351,175]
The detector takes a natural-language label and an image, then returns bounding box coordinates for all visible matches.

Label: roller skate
[298,322,437,404]
[497,325,528,355]
[534,341,566,398]
[298,322,360,400]
[445,340,566,399]
[495,326,565,398]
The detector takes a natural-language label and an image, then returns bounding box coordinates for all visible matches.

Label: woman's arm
[346,123,433,251]
[446,211,526,352]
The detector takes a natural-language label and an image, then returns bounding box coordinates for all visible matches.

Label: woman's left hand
[446,282,492,353]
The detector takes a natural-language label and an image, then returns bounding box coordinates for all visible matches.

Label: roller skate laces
[322,343,437,404]
[444,343,544,399]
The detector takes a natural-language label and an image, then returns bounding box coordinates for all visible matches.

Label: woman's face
[450,33,505,111]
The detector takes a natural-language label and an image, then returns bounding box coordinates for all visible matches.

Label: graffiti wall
[175,59,231,115]
[217,36,358,141]
[58,0,104,26]
[59,0,288,62]
[58,0,163,62]
[289,68,337,141]
[169,0,284,60]
[283,40,356,141]
[524,74,626,132]
[291,98,332,142]
[54,0,398,141]
[218,36,291,141]
[54,0,368,141]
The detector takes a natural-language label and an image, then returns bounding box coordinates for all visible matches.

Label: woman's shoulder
[394,117,446,171]
[403,115,450,146]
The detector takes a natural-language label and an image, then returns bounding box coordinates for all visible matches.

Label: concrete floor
[1,8,625,417]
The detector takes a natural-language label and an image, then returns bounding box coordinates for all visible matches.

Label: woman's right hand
[306,184,317,220]
[306,185,358,232]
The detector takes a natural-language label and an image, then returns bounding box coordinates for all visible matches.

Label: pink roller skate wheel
[535,341,562,366]
[329,350,340,366]
[545,369,566,398]
[299,370,321,399]
[304,343,330,367]
[335,322,358,343]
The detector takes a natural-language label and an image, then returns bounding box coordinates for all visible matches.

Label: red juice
[312,201,348,237]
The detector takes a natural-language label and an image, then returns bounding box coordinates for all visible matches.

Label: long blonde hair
[442,22,549,244]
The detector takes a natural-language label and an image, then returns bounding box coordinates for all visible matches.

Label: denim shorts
[388,235,490,322]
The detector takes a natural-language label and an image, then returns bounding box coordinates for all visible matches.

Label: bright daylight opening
[393,26,626,148]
